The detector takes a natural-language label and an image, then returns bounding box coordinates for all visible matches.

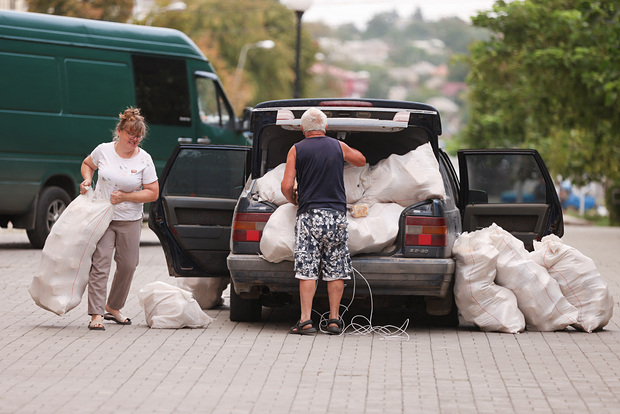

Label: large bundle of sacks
[29,189,114,315]
[453,223,613,333]
[254,142,446,262]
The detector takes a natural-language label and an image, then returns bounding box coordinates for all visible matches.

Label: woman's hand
[80,180,92,195]
[110,190,126,205]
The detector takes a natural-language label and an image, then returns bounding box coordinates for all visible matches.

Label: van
[149,98,564,324]
[0,10,249,248]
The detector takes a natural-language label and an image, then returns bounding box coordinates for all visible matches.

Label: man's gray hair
[300,107,327,133]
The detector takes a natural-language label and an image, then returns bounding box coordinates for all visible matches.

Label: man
[281,108,366,335]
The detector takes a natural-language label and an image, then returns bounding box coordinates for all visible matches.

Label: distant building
[310,63,369,98]
[0,0,26,11]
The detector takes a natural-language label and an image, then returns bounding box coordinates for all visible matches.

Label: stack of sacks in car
[256,143,446,263]
[453,223,613,332]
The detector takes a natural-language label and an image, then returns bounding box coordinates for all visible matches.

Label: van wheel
[229,284,262,322]
[27,186,71,249]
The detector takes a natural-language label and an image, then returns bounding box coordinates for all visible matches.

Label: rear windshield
[257,126,432,176]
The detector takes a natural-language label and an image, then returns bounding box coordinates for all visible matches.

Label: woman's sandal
[103,312,132,325]
[325,318,343,335]
[289,319,317,335]
[88,318,105,331]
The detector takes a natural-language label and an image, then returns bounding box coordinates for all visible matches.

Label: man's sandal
[289,319,317,335]
[325,318,343,335]
[103,312,132,325]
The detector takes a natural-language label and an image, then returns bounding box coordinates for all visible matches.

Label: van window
[196,76,232,128]
[65,59,133,116]
[132,55,191,126]
[0,52,61,113]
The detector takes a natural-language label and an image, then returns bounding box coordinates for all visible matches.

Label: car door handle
[178,137,193,144]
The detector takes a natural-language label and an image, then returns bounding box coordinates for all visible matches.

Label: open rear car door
[149,144,251,277]
[458,149,563,251]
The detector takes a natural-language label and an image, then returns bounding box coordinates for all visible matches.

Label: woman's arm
[80,156,98,194]
[110,180,159,205]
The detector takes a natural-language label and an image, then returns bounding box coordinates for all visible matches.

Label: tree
[28,0,133,22]
[463,0,620,200]
[148,0,318,113]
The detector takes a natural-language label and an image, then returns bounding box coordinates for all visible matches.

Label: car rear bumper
[227,254,456,298]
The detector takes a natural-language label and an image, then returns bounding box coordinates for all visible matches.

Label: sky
[300,0,499,28]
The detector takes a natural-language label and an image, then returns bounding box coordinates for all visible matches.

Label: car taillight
[232,212,271,242]
[405,216,447,247]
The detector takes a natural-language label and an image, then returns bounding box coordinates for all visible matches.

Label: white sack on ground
[254,163,288,206]
[138,281,212,329]
[452,231,525,334]
[348,203,403,255]
[487,224,578,331]
[260,203,297,263]
[361,142,446,207]
[531,234,614,332]
[176,277,229,309]
[29,189,114,315]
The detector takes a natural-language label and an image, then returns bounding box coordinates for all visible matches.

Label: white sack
[531,234,614,332]
[361,142,446,207]
[138,281,212,329]
[254,163,288,206]
[260,203,297,263]
[29,189,114,315]
[487,224,578,331]
[348,203,403,255]
[176,277,229,309]
[452,231,525,334]
[343,163,369,204]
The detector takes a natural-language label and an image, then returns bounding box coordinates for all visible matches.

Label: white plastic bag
[138,281,213,329]
[176,277,229,309]
[254,163,288,206]
[259,203,297,263]
[487,224,578,331]
[531,234,614,332]
[28,189,114,315]
[361,143,446,207]
[347,203,403,256]
[452,231,525,333]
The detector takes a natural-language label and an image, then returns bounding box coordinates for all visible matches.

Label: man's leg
[327,279,344,326]
[299,279,316,324]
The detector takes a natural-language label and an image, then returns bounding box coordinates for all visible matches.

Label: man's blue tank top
[294,136,346,215]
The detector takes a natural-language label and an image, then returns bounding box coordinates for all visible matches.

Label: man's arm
[340,142,366,167]
[281,146,298,205]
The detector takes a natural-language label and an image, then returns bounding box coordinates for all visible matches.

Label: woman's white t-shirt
[91,142,158,221]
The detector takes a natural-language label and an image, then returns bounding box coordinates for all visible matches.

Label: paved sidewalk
[0,225,618,414]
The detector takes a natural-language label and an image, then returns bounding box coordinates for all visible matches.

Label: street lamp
[283,0,313,98]
[232,40,276,103]
[145,1,187,26]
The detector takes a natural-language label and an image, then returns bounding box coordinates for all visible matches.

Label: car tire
[229,283,262,322]
[27,186,72,249]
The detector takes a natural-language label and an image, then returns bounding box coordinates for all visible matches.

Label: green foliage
[464,0,620,186]
[147,0,318,113]
[28,0,133,22]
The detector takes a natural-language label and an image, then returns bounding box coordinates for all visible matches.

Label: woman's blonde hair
[114,107,147,143]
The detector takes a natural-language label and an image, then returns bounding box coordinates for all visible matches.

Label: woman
[80,107,159,331]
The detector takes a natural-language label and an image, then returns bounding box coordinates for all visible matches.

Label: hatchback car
[149,98,563,324]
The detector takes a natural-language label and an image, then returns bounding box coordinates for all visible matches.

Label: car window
[162,148,246,199]
[464,153,547,204]
[196,76,231,127]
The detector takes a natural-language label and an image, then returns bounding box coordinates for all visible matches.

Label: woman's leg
[106,220,141,313]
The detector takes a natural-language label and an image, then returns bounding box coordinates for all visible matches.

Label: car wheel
[229,283,262,322]
[27,186,71,249]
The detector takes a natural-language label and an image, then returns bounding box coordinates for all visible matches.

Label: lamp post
[145,1,187,26]
[233,40,275,104]
[283,0,313,98]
